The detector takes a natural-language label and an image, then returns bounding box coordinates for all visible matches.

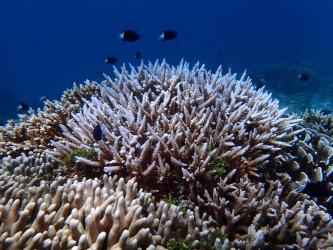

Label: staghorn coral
[48,60,302,196]
[0,80,101,158]
[198,170,333,249]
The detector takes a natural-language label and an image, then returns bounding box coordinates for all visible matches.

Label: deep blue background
[1,0,333,119]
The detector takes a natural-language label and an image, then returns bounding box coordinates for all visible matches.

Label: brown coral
[0,80,101,158]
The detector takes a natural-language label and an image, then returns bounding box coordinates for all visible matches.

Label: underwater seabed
[249,61,333,114]
[0,60,333,249]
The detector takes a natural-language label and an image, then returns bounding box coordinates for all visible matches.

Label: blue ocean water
[1,0,333,120]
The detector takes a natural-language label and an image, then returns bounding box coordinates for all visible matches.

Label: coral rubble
[0,60,333,249]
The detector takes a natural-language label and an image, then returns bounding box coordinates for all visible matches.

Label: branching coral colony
[1,60,333,249]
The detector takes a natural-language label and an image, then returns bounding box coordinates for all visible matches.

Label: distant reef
[249,62,333,113]
[0,60,333,249]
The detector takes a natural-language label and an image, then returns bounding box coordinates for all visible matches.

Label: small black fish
[159,30,178,41]
[17,102,29,111]
[321,109,332,116]
[120,30,140,42]
[298,73,310,81]
[302,182,333,198]
[134,51,141,60]
[104,57,118,64]
[93,124,103,141]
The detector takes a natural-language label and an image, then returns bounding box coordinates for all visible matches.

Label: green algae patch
[215,227,228,242]
[306,115,319,124]
[167,199,188,213]
[64,147,97,165]
[167,199,176,208]
[211,158,228,177]
[198,228,228,250]
[167,239,193,250]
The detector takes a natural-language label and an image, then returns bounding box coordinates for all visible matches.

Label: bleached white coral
[48,60,301,187]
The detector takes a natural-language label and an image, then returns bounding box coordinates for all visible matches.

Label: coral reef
[0,60,333,249]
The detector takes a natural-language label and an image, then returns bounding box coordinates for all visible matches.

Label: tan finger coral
[0,171,216,250]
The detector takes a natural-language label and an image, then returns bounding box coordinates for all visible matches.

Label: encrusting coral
[1,60,333,249]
